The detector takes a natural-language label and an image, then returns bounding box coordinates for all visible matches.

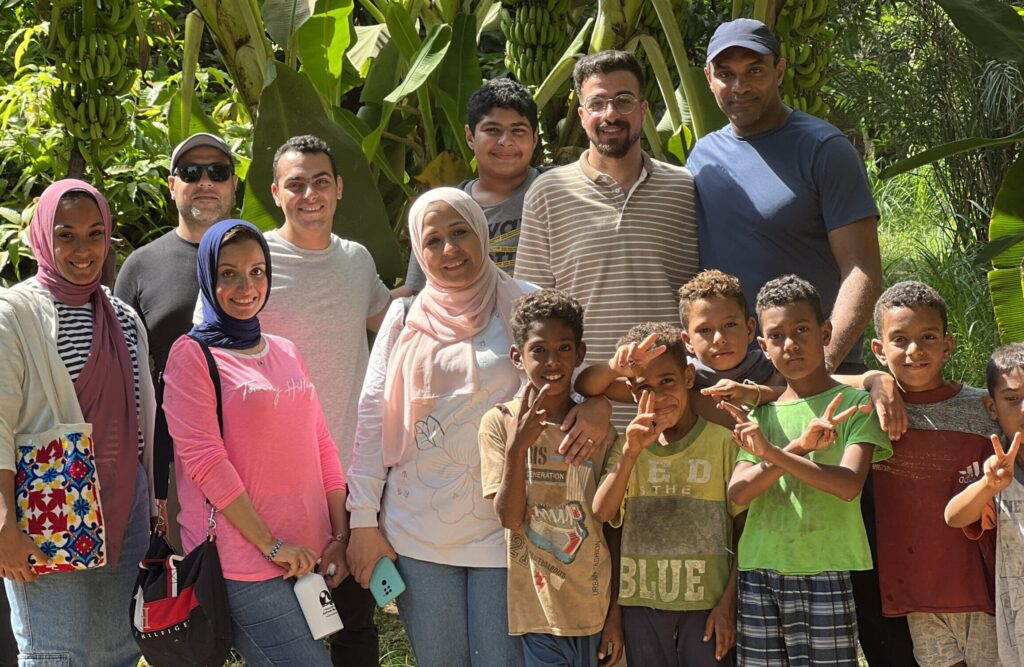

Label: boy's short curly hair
[273,134,338,179]
[678,269,749,328]
[510,289,585,349]
[467,78,539,132]
[617,321,689,373]
[755,274,824,323]
[873,280,948,335]
[572,50,645,97]
[987,343,1024,397]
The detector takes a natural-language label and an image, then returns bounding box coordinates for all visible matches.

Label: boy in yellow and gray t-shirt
[479,290,620,667]
[592,322,745,667]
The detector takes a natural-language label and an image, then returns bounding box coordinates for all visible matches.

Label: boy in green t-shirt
[725,274,892,667]
[479,289,621,667]
[592,321,745,667]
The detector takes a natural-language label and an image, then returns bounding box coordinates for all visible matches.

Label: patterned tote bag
[3,289,106,573]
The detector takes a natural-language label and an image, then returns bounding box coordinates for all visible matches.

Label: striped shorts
[737,569,859,667]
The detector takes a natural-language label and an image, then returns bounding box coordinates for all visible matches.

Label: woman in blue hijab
[162,220,349,666]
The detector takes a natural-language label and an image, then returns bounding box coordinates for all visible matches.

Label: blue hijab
[188,219,272,349]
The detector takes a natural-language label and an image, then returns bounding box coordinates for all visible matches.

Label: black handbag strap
[186,335,223,437]
[185,335,223,541]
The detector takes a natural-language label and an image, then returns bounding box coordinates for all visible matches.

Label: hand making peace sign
[610,333,666,378]
[718,400,772,458]
[982,432,1022,492]
[624,389,667,456]
[798,393,873,453]
[511,382,552,451]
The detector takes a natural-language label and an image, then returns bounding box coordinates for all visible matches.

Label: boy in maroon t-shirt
[868,281,997,667]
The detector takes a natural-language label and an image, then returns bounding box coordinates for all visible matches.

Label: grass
[865,167,999,388]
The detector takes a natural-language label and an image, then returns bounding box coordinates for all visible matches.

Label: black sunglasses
[173,162,234,183]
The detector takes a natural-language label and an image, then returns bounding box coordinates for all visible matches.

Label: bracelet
[742,379,762,410]
[263,538,284,561]
[330,533,349,545]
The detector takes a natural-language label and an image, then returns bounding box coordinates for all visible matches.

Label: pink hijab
[381,188,527,466]
[29,179,139,567]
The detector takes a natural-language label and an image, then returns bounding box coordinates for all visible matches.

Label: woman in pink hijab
[0,180,155,665]
[346,188,533,665]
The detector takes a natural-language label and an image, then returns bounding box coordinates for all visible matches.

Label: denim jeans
[394,556,522,667]
[7,465,149,667]
[225,577,332,667]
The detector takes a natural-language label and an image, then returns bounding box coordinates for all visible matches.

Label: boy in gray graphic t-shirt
[404,78,541,291]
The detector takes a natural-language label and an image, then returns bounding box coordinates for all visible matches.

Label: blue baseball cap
[706,19,781,64]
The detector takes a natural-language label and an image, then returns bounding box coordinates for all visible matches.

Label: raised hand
[982,432,1021,492]
[800,393,872,453]
[610,333,666,377]
[719,400,772,459]
[624,390,666,456]
[512,382,551,452]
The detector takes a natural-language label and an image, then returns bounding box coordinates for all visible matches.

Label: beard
[588,120,642,158]
[177,197,232,228]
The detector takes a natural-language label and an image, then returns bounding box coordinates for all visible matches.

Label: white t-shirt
[347,293,529,567]
[997,472,1024,666]
[195,231,391,468]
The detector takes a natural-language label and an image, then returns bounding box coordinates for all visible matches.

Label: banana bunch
[636,0,683,106]
[501,0,573,87]
[774,0,830,118]
[48,0,138,155]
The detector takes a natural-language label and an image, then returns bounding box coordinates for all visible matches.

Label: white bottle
[294,572,345,640]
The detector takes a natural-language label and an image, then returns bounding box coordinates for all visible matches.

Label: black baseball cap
[706,18,781,64]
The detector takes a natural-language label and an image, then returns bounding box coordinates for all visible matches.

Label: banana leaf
[241,62,404,280]
[933,0,1024,64]
[989,267,1024,343]
[981,154,1024,269]
[879,129,1024,180]
[294,0,354,105]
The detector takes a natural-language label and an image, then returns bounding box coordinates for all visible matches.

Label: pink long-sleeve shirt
[163,334,345,581]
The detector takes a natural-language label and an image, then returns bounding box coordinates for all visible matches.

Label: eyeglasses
[582,93,640,116]
[173,163,234,183]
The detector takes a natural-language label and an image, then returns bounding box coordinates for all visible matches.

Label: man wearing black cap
[114,132,237,524]
[687,18,907,667]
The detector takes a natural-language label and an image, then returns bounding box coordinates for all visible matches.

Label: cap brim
[707,39,776,64]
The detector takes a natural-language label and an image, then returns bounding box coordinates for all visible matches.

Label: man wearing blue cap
[686,18,910,667]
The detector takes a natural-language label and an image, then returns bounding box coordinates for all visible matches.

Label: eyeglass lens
[585,94,638,115]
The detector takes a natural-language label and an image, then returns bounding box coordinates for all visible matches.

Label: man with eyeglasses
[115,132,238,533]
[515,50,699,435]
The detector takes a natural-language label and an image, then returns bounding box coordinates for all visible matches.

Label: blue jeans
[7,466,149,667]
[522,631,603,667]
[394,556,522,667]
[226,577,332,667]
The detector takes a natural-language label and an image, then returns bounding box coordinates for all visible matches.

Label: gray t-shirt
[404,168,540,291]
[195,230,391,468]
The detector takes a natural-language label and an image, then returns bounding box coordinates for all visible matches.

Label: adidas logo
[959,461,982,484]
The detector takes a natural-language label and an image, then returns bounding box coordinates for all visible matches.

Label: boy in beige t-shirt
[479,289,620,667]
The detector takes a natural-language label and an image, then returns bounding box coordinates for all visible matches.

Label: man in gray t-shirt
[401,78,541,293]
[265,136,391,667]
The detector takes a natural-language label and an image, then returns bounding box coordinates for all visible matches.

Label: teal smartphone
[369,557,405,606]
